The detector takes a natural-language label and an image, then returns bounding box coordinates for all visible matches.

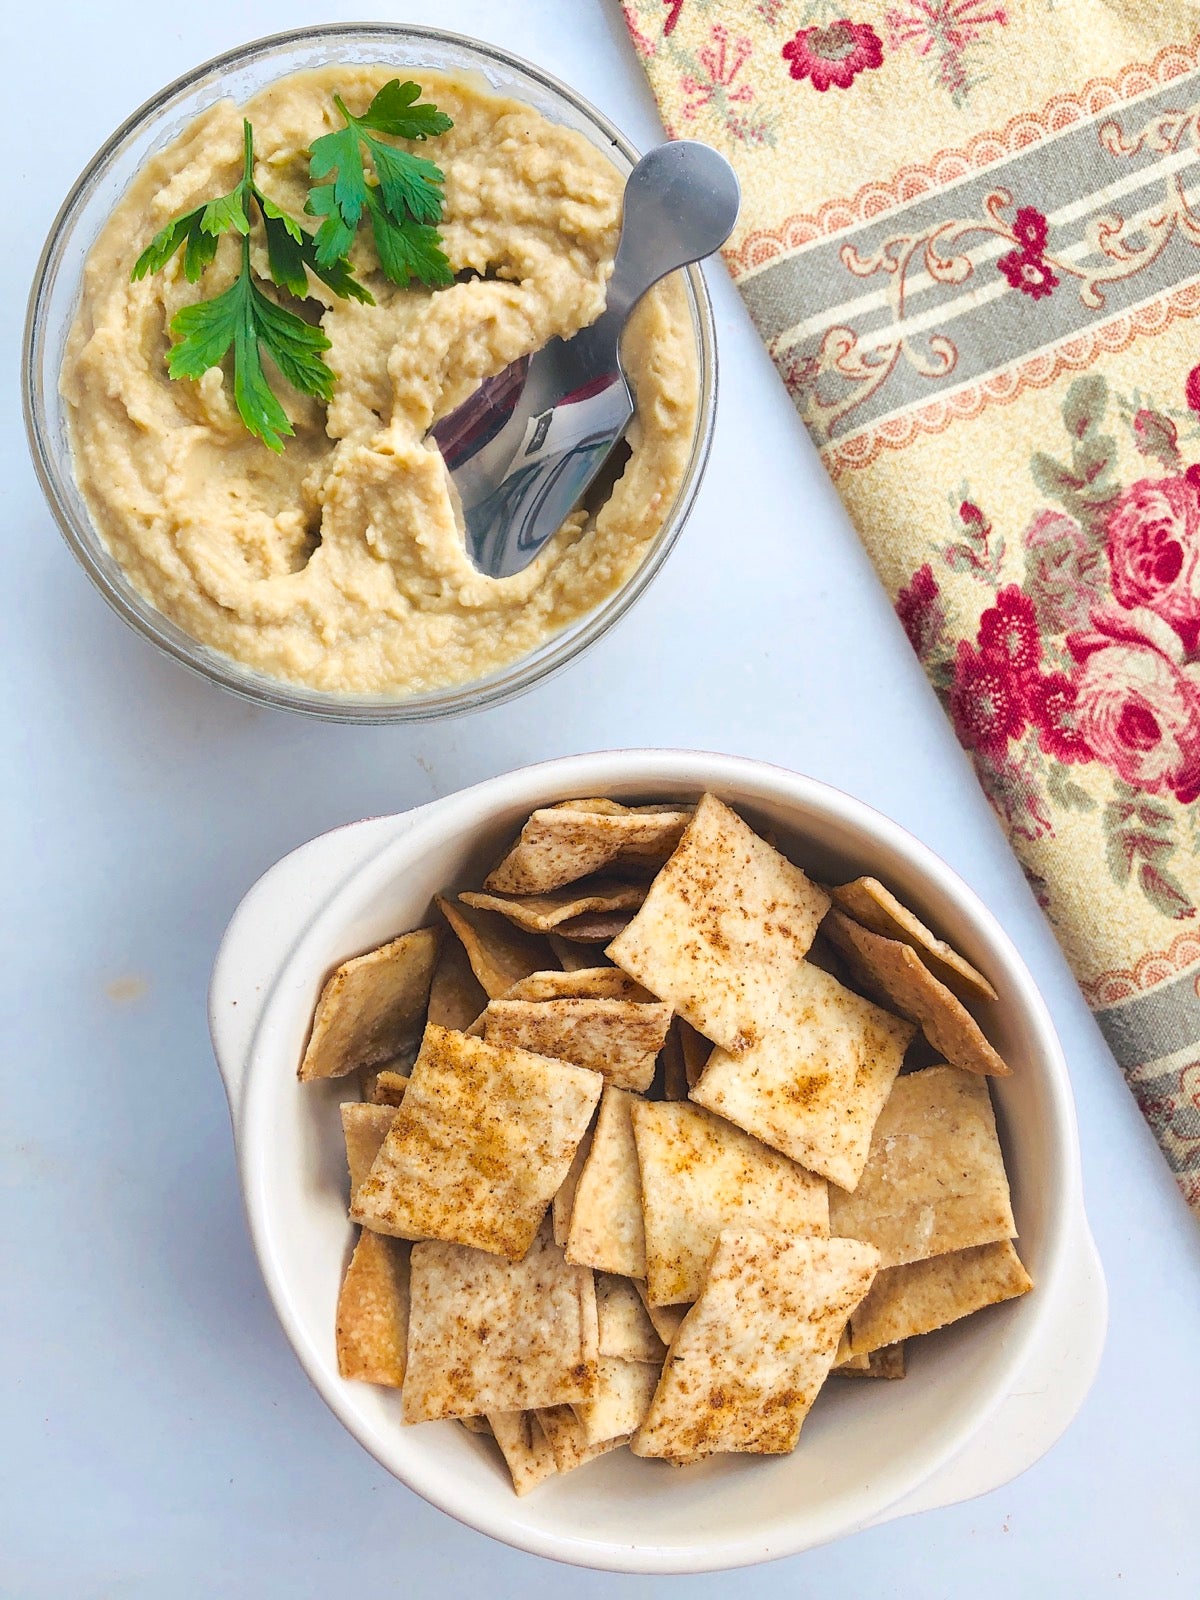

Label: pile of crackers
[300,793,1031,1492]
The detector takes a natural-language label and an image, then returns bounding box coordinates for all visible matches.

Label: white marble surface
[3,2,1198,1594]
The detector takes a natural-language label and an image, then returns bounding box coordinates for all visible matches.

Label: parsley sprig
[307,80,454,290]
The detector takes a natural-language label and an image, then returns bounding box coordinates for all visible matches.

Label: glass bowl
[23,24,717,723]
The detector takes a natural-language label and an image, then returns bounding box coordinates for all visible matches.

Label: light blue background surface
[3,2,1198,1595]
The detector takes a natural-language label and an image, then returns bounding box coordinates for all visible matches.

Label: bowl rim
[22,22,718,723]
[217,748,1082,1573]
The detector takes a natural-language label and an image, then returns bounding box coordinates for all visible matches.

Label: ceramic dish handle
[208,807,436,1123]
[864,1198,1106,1530]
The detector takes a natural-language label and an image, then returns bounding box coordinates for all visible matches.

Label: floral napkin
[619,0,1200,1216]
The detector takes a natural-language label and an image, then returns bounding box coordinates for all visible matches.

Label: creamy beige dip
[63,67,699,696]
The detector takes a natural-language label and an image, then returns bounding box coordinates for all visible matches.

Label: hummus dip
[62,66,699,697]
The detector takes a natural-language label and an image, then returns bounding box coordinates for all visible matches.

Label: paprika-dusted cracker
[690,961,913,1192]
[500,968,652,1003]
[565,1087,647,1278]
[632,1100,829,1306]
[485,808,693,895]
[461,879,647,935]
[829,878,996,1002]
[299,927,438,1080]
[335,1229,410,1386]
[351,1025,602,1259]
[362,1069,410,1108]
[634,1283,688,1345]
[632,1231,880,1464]
[595,1274,666,1363]
[552,1119,595,1248]
[848,1239,1032,1356]
[823,910,1010,1077]
[426,930,488,1032]
[482,997,671,1094]
[340,1102,399,1205]
[832,1342,906,1379]
[435,895,554,1000]
[548,933,610,972]
[572,1357,661,1447]
[402,1224,599,1422]
[535,1405,629,1472]
[487,1410,560,1495]
[607,794,830,1055]
[828,1065,1016,1267]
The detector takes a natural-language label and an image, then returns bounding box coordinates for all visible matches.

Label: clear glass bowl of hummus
[23,24,716,722]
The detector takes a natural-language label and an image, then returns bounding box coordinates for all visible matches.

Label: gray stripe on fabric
[1094,961,1200,1070]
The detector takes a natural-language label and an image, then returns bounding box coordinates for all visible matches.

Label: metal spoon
[430,141,740,578]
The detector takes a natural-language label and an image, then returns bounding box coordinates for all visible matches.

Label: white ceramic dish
[209,750,1106,1573]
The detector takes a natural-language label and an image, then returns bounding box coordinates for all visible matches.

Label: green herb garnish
[307,80,455,290]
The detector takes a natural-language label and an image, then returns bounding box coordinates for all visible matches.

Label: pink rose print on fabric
[1105,476,1200,654]
[781,20,885,91]
[1022,509,1107,635]
[1027,671,1091,764]
[1068,609,1200,803]
[978,584,1041,679]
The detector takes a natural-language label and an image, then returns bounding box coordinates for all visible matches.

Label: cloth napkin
[619,0,1200,1216]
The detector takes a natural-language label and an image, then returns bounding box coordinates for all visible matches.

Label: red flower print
[1105,475,1200,654]
[1013,207,1048,252]
[1186,363,1200,415]
[781,20,884,91]
[663,0,684,35]
[960,499,985,526]
[1028,671,1091,764]
[978,585,1041,682]
[998,247,1059,300]
[950,639,1028,758]
[681,24,755,117]
[1132,408,1179,462]
[896,563,946,659]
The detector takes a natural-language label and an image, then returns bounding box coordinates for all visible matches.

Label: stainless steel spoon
[430,141,740,579]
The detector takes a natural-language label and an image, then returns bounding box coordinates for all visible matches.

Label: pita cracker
[402,1225,599,1421]
[351,1025,602,1259]
[572,1357,661,1446]
[690,961,913,1191]
[565,1087,647,1277]
[486,809,692,895]
[535,1405,629,1472]
[335,1229,410,1386]
[823,910,1010,1077]
[828,1065,1016,1267]
[607,794,830,1055]
[552,1117,595,1248]
[461,879,647,935]
[487,1410,560,1495]
[632,1232,880,1463]
[830,878,996,1002]
[634,1282,688,1344]
[362,1069,410,1108]
[632,1100,829,1305]
[595,1274,666,1362]
[849,1239,1032,1356]
[552,911,636,942]
[482,997,671,1093]
[435,895,554,1000]
[299,927,438,1080]
[340,1103,399,1205]
[500,968,653,1003]
[832,1342,906,1379]
[459,1415,491,1435]
[426,931,488,1031]
[548,933,610,972]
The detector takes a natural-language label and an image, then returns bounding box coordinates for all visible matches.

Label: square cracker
[828,1064,1016,1267]
[335,1229,410,1386]
[848,1240,1032,1356]
[552,1118,595,1248]
[572,1356,661,1446]
[299,927,439,1080]
[823,910,1009,1077]
[341,1103,399,1205]
[435,896,553,1000]
[829,878,996,1002]
[535,1405,629,1472]
[565,1086,647,1278]
[690,961,914,1191]
[632,1100,829,1305]
[632,1232,880,1463]
[500,968,652,1003]
[487,1410,559,1495]
[351,1024,602,1260]
[595,1274,666,1362]
[461,880,647,935]
[485,808,692,895]
[403,1224,599,1421]
[607,794,830,1055]
[482,998,671,1093]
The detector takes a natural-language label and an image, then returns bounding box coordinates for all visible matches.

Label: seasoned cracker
[486,808,692,895]
[632,1100,829,1305]
[552,1117,595,1248]
[690,961,913,1191]
[340,1102,399,1205]
[572,1357,661,1446]
[351,1025,602,1259]
[548,933,610,971]
[335,1229,410,1386]
[832,1342,906,1379]
[830,878,996,1002]
[823,910,1009,1077]
[565,1087,647,1278]
[362,1069,410,1107]
[607,794,830,1054]
[848,1239,1032,1355]
[595,1273,666,1363]
[436,895,553,1000]
[482,997,671,1093]
[461,879,647,935]
[487,1410,559,1495]
[828,1065,1016,1266]
[536,1404,629,1472]
[635,1283,688,1346]
[299,927,438,1080]
[500,968,652,1003]
[403,1225,599,1422]
[427,931,488,1031]
[632,1231,880,1463]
